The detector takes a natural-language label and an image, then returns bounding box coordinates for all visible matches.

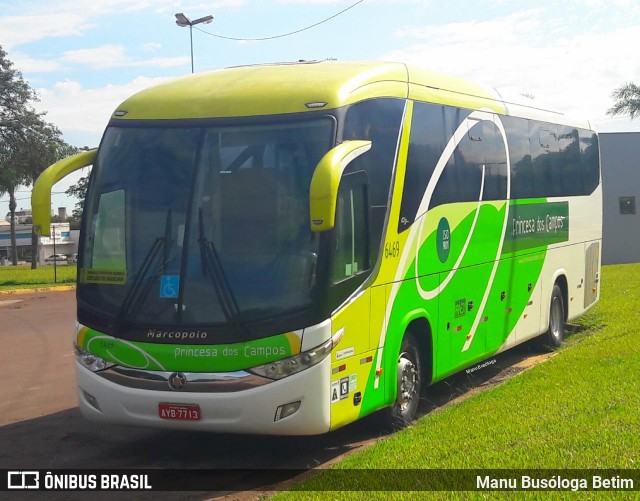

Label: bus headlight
[74,343,113,372]
[249,329,344,380]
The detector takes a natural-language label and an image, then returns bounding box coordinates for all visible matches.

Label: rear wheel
[382,333,422,429]
[540,284,565,350]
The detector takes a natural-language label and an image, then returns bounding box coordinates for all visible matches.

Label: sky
[1,0,640,217]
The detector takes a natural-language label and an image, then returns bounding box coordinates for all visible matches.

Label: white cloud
[61,44,189,70]
[51,0,157,15]
[10,53,62,73]
[35,76,171,146]
[0,0,164,49]
[278,0,355,4]
[62,45,128,68]
[278,0,428,3]
[142,42,162,52]
[395,9,542,44]
[142,56,192,68]
[384,11,640,128]
[0,13,91,49]
[143,0,246,16]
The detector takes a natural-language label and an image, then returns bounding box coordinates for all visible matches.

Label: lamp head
[175,13,191,27]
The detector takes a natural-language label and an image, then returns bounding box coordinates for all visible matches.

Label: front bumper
[75,356,331,435]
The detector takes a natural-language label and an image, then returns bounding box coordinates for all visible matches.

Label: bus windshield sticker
[336,346,355,360]
[81,269,127,285]
[349,374,357,392]
[331,380,340,404]
[160,275,180,299]
[339,377,350,400]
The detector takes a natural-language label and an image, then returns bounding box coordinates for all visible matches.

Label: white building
[0,222,77,264]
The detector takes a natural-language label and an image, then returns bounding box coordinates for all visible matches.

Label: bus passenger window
[503,116,533,200]
[398,102,455,231]
[530,122,559,197]
[556,127,582,196]
[344,98,404,264]
[580,130,600,195]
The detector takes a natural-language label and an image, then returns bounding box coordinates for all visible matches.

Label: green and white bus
[32,61,601,435]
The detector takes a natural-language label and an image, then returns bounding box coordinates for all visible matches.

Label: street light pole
[175,13,214,74]
[188,24,194,74]
[52,223,57,284]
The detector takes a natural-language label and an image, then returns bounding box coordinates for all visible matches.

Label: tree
[0,44,74,266]
[26,130,78,269]
[608,82,640,119]
[66,170,90,229]
[0,45,35,138]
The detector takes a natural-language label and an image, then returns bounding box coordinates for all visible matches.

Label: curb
[0,285,76,295]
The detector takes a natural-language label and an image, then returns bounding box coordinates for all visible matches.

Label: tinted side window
[579,130,600,194]
[508,119,599,199]
[428,107,464,210]
[400,109,599,216]
[556,127,582,196]
[530,122,559,197]
[452,118,484,204]
[503,115,533,199]
[478,119,508,201]
[344,98,405,262]
[398,102,456,232]
[399,106,510,233]
[344,99,405,206]
[433,112,507,207]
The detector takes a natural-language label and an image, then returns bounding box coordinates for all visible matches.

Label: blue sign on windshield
[160,275,180,299]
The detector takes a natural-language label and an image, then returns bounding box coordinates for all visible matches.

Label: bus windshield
[78,118,334,337]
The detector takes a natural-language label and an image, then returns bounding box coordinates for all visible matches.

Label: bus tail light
[249,329,344,380]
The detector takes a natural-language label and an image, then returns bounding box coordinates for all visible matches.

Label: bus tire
[383,332,422,429]
[540,284,565,350]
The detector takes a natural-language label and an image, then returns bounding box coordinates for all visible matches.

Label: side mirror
[309,140,371,232]
[32,149,97,236]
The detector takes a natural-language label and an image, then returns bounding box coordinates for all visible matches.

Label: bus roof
[113,61,408,120]
[111,60,590,128]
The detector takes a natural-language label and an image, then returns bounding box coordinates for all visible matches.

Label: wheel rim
[397,355,418,411]
[550,296,562,340]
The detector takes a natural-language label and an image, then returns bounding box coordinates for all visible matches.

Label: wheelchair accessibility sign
[160,275,180,298]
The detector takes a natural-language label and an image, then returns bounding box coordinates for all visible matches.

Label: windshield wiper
[163,209,172,274]
[116,210,173,331]
[197,208,244,329]
[115,237,164,331]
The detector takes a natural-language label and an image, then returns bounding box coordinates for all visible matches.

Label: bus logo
[167,372,187,391]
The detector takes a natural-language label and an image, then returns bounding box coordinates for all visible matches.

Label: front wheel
[540,284,565,350]
[382,333,422,429]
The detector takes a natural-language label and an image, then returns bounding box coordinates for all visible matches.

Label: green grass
[276,263,640,499]
[0,263,77,290]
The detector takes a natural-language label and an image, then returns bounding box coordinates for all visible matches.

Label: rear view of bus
[31,61,601,435]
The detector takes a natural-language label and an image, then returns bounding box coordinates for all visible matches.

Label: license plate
[158,403,201,421]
